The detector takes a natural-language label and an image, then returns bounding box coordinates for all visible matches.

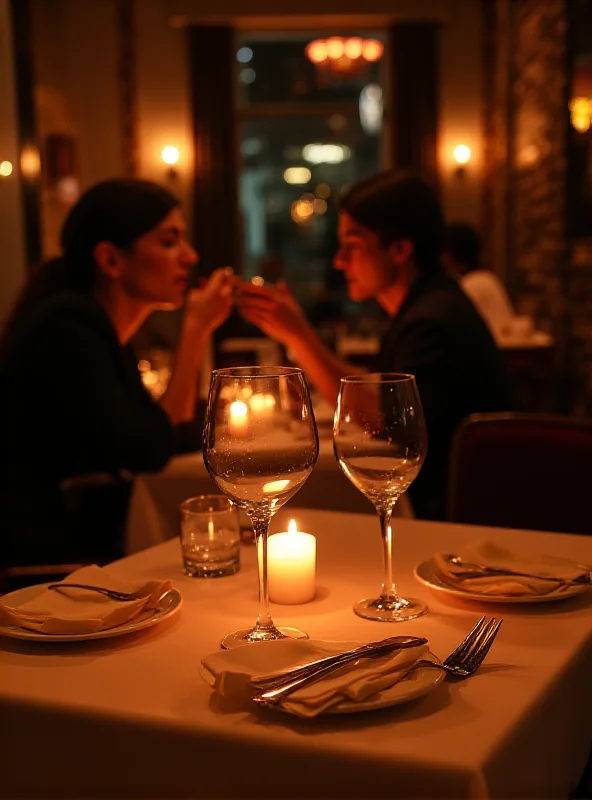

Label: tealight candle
[249,392,276,419]
[268,519,316,604]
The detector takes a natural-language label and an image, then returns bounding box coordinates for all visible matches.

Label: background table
[125,439,411,554]
[2,509,591,798]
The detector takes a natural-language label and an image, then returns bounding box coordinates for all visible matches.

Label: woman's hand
[236,281,310,347]
[185,267,234,335]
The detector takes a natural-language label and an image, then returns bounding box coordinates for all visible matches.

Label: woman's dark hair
[340,171,444,274]
[1,178,178,351]
[442,222,481,275]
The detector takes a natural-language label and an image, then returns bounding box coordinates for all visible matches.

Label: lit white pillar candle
[268,519,316,604]
[228,400,249,436]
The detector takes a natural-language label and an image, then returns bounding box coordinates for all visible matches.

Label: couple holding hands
[0,170,509,566]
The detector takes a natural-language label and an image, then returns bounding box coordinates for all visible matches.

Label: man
[238,172,512,520]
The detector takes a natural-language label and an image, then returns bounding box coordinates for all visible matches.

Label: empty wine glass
[334,373,428,622]
[203,366,319,649]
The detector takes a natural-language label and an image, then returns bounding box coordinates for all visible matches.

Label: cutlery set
[250,616,501,707]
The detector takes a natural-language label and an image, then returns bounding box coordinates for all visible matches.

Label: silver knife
[250,635,427,693]
[251,637,427,706]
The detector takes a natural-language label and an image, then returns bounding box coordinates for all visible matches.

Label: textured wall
[482,0,588,412]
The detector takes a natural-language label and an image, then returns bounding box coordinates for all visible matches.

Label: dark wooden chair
[0,473,131,594]
[447,412,592,535]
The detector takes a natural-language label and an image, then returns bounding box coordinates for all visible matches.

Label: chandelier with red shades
[305,36,384,80]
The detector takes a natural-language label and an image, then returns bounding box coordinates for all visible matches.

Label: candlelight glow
[570,97,592,133]
[263,480,290,494]
[229,400,248,418]
[250,393,276,413]
[288,518,298,534]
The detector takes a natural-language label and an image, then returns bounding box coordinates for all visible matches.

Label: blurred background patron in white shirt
[441,222,518,342]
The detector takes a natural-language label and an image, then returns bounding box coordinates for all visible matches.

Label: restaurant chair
[447,412,592,535]
[0,473,130,594]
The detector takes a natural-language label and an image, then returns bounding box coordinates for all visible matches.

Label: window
[236,32,386,327]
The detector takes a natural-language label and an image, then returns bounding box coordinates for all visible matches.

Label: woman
[0,178,233,564]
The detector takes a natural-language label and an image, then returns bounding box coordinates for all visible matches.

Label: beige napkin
[201,638,429,718]
[434,540,589,596]
[0,565,172,634]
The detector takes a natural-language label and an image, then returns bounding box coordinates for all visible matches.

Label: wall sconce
[453,144,471,178]
[161,145,180,182]
[0,160,13,177]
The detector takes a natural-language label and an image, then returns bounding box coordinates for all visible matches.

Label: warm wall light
[161,146,180,182]
[453,144,471,165]
[0,160,13,177]
[452,144,471,178]
[20,146,41,179]
[161,146,180,166]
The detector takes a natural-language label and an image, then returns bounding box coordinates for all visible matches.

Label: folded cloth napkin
[434,540,589,596]
[201,638,429,718]
[0,565,172,635]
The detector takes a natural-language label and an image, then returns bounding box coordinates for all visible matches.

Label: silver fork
[47,583,146,601]
[251,616,501,707]
[414,615,502,677]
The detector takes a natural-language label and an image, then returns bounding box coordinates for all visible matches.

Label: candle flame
[288,518,298,534]
[229,400,248,418]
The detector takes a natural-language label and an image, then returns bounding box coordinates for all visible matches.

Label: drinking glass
[203,366,319,649]
[334,373,428,622]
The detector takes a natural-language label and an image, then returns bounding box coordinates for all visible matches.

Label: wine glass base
[353,596,428,622]
[221,626,309,650]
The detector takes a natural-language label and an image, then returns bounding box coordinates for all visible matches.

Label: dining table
[125,436,411,555]
[1,507,591,799]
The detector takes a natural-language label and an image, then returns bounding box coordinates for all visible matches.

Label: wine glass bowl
[334,373,428,622]
[203,366,319,648]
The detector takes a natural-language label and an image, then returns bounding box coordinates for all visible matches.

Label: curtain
[188,25,239,275]
[389,22,440,191]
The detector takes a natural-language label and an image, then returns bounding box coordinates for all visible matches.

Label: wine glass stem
[253,517,275,633]
[378,506,399,604]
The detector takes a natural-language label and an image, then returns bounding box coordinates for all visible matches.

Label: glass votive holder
[180,495,241,578]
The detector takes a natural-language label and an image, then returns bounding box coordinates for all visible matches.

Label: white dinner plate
[414,558,589,604]
[0,585,182,642]
[325,652,444,715]
[201,651,444,716]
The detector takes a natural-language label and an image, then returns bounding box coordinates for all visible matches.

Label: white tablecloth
[1,509,591,798]
[125,439,411,554]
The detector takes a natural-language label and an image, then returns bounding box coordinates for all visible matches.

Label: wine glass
[203,366,319,649]
[333,373,428,622]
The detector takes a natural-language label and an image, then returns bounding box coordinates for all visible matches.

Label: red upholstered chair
[447,413,592,535]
